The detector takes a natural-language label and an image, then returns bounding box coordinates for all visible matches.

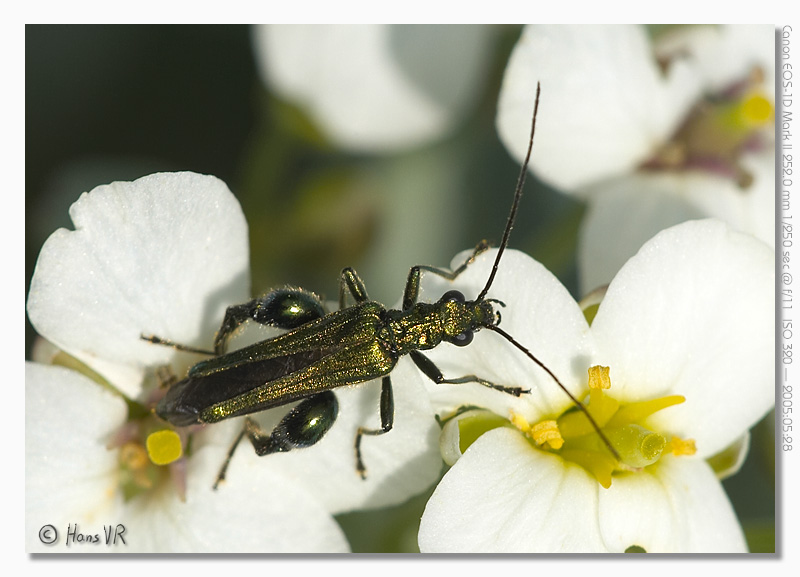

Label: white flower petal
[438,408,492,466]
[591,220,774,457]
[419,427,608,552]
[599,456,747,552]
[497,25,701,190]
[27,172,250,397]
[121,441,350,553]
[26,363,350,553]
[255,24,494,152]
[419,424,747,553]
[418,248,596,423]
[26,363,127,552]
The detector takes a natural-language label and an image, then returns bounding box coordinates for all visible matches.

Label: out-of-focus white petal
[579,150,775,291]
[578,173,706,291]
[738,152,777,247]
[654,24,775,94]
[255,24,494,152]
[418,248,596,424]
[599,456,747,552]
[27,172,250,397]
[497,25,701,190]
[419,427,608,552]
[591,220,774,457]
[26,363,127,552]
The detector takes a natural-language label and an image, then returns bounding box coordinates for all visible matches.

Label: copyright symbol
[39,524,57,545]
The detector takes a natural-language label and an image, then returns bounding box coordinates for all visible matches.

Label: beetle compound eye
[452,330,474,347]
[441,290,466,303]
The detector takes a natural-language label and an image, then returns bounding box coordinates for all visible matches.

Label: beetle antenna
[476,81,540,302]
[477,85,620,463]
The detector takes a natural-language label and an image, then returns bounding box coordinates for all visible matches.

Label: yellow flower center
[48,346,191,502]
[511,365,695,488]
[113,422,188,502]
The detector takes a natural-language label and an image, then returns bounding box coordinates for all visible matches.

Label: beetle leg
[140,334,214,355]
[401,241,490,310]
[339,267,370,309]
[354,376,394,480]
[213,391,339,489]
[213,288,326,354]
[409,350,530,397]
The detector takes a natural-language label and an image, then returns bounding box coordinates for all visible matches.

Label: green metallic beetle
[146,84,619,488]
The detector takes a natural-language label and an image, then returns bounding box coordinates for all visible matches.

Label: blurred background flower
[496,24,775,291]
[25,24,775,552]
[253,24,496,153]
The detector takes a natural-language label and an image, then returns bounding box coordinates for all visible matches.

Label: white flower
[254,24,496,153]
[25,362,350,553]
[412,219,773,552]
[496,25,775,290]
[26,172,442,552]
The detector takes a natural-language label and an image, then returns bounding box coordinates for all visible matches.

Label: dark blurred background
[25,24,774,552]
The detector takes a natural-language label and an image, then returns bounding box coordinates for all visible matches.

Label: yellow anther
[119,441,155,490]
[119,441,149,470]
[588,365,611,390]
[740,93,773,126]
[668,435,697,456]
[531,420,564,450]
[146,429,183,466]
[510,411,531,433]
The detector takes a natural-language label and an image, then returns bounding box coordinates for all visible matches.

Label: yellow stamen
[531,420,564,450]
[559,367,620,438]
[119,441,154,490]
[120,441,149,469]
[668,435,697,456]
[510,411,531,434]
[588,365,611,390]
[146,429,183,466]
